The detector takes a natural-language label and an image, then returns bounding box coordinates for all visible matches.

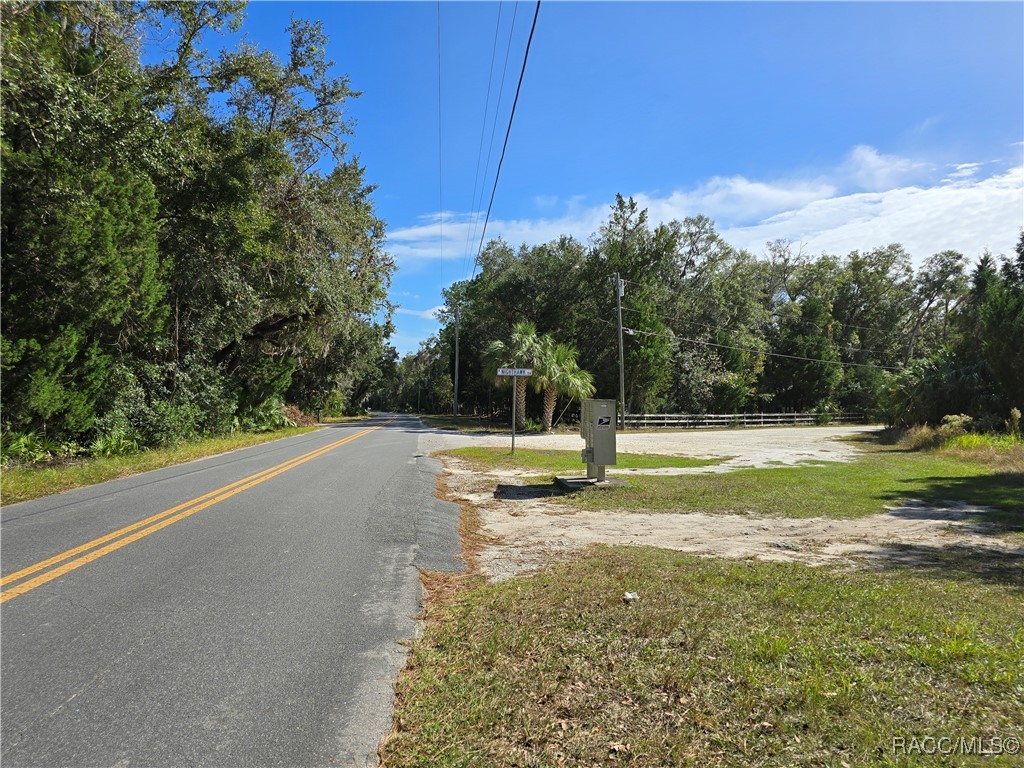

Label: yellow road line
[1,420,391,604]
[0,425,376,589]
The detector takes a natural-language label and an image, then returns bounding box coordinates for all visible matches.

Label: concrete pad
[554,475,627,491]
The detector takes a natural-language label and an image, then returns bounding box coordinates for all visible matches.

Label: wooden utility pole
[613,272,626,429]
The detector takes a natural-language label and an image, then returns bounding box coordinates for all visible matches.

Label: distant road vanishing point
[1,414,462,767]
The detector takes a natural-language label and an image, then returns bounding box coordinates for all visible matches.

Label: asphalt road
[1,414,461,768]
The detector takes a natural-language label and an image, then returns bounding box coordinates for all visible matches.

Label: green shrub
[522,417,543,433]
[943,432,1020,450]
[814,400,837,425]
[147,399,200,445]
[937,413,973,438]
[237,398,296,433]
[1007,407,1022,440]
[90,427,140,457]
[171,356,237,436]
[1,429,60,464]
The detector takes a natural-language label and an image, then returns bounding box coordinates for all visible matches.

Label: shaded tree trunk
[542,386,557,431]
[515,377,527,430]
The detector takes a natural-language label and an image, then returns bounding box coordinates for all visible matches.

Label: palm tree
[533,339,596,431]
[482,321,542,430]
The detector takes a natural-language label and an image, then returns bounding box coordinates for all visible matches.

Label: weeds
[384,547,1024,767]
[1,427,317,504]
[0,430,64,464]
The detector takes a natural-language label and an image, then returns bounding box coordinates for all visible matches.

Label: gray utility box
[581,398,617,480]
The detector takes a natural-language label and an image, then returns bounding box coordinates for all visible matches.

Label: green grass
[446,438,1023,528]
[560,452,1021,522]
[945,433,1022,451]
[384,547,1024,768]
[1,427,318,504]
[444,446,725,473]
[418,414,574,435]
[319,414,372,423]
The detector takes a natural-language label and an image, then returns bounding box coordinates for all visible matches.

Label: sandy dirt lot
[420,424,1022,580]
[418,424,878,470]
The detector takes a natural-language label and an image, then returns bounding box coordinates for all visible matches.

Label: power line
[619,306,895,356]
[618,324,904,372]
[461,1,506,282]
[436,0,444,286]
[618,275,901,336]
[470,0,541,279]
[613,318,887,372]
[467,1,521,278]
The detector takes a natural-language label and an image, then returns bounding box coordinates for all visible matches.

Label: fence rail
[622,412,866,429]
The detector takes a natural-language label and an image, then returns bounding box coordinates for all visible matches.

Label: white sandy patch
[474,499,1019,582]
[418,424,877,472]
[421,424,1022,581]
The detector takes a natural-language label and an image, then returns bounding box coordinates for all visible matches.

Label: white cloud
[635,177,836,227]
[840,145,930,191]
[387,331,434,355]
[946,162,982,181]
[724,164,1023,261]
[394,305,444,320]
[386,146,1024,275]
[910,115,942,138]
[386,207,609,274]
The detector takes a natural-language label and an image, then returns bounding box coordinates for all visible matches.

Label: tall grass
[1,427,318,504]
[944,433,1021,450]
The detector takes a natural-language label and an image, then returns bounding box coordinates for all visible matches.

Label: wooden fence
[622,412,866,429]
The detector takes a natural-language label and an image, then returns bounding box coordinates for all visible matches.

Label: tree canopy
[375,195,1022,431]
[2,1,394,448]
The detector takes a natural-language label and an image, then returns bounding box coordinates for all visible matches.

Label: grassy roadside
[1,426,318,505]
[385,546,1023,768]
[319,414,373,424]
[385,435,1024,767]
[446,447,725,473]
[443,440,1023,528]
[419,414,517,434]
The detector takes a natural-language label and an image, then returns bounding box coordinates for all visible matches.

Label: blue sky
[235,1,1023,355]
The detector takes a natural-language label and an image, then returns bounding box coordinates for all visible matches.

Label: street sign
[496,368,532,454]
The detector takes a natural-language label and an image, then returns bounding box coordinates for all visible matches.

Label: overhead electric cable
[618,275,901,335]
[471,0,541,279]
[436,0,444,286]
[461,1,506,281]
[617,325,904,371]
[467,1,521,275]
[619,306,895,356]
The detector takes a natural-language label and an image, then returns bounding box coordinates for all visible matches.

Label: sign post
[497,368,532,454]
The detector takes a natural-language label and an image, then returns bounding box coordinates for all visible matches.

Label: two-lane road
[1,414,460,767]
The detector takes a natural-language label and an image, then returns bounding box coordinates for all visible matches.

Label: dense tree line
[2,2,393,453]
[377,195,1022,430]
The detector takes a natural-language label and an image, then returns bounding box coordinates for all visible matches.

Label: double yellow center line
[1,420,391,604]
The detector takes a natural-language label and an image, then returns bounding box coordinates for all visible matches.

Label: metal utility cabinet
[580,398,617,481]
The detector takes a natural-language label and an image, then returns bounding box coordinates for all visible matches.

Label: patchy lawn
[446,446,724,474]
[384,547,1024,768]
[551,450,1023,529]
